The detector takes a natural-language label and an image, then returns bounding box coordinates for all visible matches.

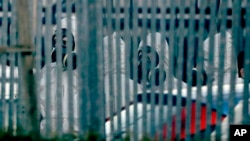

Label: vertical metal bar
[228,0,241,140]
[204,0,217,139]
[189,1,205,140]
[16,11,22,133]
[166,0,176,139]
[75,0,82,134]
[9,0,18,133]
[75,0,99,134]
[55,0,63,135]
[0,55,6,131]
[158,0,167,140]
[114,0,122,136]
[16,52,22,133]
[76,0,88,134]
[88,0,101,133]
[123,0,131,135]
[65,0,74,133]
[131,0,139,140]
[96,0,105,136]
[35,0,43,136]
[44,0,53,136]
[195,0,207,140]
[149,0,157,137]
[175,1,186,139]
[28,0,34,39]
[106,0,115,138]
[129,0,133,29]
[141,0,148,135]
[82,0,91,133]
[185,0,196,141]
[215,0,227,139]
[31,0,40,134]
[1,0,8,46]
[32,0,37,39]
[47,0,56,134]
[242,0,250,125]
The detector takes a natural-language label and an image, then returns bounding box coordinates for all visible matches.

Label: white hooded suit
[203,31,239,85]
[105,32,187,140]
[39,16,80,135]
[103,32,142,118]
[137,32,187,90]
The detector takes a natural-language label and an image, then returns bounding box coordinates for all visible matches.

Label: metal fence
[0,0,249,140]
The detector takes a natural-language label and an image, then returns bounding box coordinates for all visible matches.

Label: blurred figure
[203,31,237,85]
[136,32,187,90]
[175,37,207,87]
[103,32,142,118]
[105,32,188,140]
[39,16,80,136]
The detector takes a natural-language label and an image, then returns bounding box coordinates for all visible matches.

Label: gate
[0,0,249,140]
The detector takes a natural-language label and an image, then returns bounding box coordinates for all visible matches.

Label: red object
[158,101,226,141]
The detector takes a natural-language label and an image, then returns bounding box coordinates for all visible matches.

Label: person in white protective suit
[105,32,186,140]
[203,31,241,85]
[137,32,187,89]
[103,32,142,118]
[39,16,80,135]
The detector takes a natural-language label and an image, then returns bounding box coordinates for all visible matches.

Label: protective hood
[103,32,126,75]
[138,32,169,71]
[53,15,77,51]
[203,32,233,70]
